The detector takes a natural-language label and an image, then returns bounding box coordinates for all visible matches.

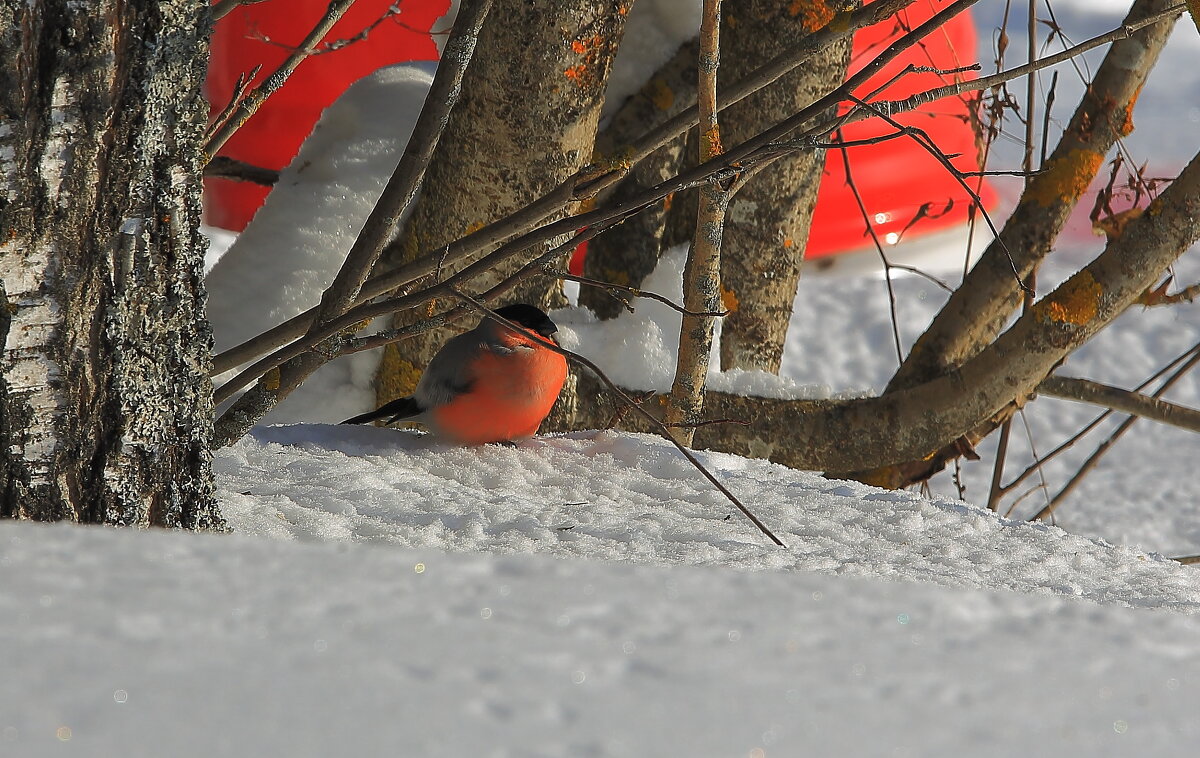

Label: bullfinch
[342,303,568,445]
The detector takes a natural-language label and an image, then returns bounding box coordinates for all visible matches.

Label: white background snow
[4,1,1200,756]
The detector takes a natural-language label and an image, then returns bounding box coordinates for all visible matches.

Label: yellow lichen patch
[720,284,740,312]
[465,220,485,236]
[1023,149,1103,207]
[647,77,674,111]
[788,0,835,32]
[376,345,424,404]
[663,192,674,212]
[571,39,587,54]
[263,367,280,392]
[1034,270,1102,326]
[701,124,723,158]
[782,238,794,249]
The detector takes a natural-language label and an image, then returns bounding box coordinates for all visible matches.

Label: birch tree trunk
[0,0,219,528]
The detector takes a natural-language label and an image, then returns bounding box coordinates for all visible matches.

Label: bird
[342,303,568,445]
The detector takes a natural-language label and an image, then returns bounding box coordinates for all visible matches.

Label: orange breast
[428,342,568,445]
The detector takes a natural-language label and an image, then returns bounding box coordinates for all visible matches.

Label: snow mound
[205,63,433,424]
[216,425,1200,612]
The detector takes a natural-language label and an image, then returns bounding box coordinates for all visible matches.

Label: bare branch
[203,156,279,186]
[1001,341,1200,497]
[213,1,1184,415]
[204,0,356,157]
[1029,347,1200,522]
[552,271,727,318]
[667,0,726,447]
[834,132,904,365]
[211,0,493,445]
[1038,375,1200,434]
[211,0,271,22]
[885,0,1183,394]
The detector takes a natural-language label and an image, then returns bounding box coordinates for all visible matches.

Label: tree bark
[716,0,852,373]
[583,0,854,357]
[567,145,1200,472]
[372,0,631,430]
[0,0,219,528]
[886,0,1179,393]
[582,38,698,319]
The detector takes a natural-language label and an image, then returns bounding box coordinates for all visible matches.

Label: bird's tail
[341,395,423,425]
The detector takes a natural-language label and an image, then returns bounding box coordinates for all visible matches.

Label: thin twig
[1030,349,1200,522]
[835,132,903,365]
[205,0,356,157]
[1001,341,1200,496]
[986,421,1013,512]
[205,65,262,143]
[211,2,1177,388]
[448,288,786,547]
[213,0,1138,376]
[203,156,280,185]
[212,0,272,22]
[211,0,493,441]
[845,94,1030,295]
[552,271,728,317]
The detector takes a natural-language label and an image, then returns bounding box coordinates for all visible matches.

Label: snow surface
[8,4,1200,756]
[3,512,1198,758]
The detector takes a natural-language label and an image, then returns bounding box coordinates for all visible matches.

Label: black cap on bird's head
[494,303,558,337]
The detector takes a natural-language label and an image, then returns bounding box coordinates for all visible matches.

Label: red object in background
[805,0,996,260]
[206,0,994,269]
[204,0,449,231]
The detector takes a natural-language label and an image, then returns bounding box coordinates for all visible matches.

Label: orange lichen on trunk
[1023,149,1104,207]
[647,77,675,111]
[701,124,723,157]
[1034,270,1102,326]
[1119,85,1142,137]
[787,0,835,32]
[721,284,740,312]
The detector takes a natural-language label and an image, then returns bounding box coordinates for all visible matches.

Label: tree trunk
[582,0,852,376]
[716,0,852,373]
[0,0,220,528]
[582,38,698,319]
[373,0,630,430]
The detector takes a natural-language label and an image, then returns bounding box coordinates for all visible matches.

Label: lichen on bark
[0,0,219,528]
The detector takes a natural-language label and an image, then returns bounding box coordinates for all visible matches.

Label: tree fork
[886,0,1180,394]
[566,147,1200,473]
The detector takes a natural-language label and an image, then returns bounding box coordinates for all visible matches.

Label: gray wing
[413,330,486,410]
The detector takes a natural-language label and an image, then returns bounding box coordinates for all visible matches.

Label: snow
[602,0,702,123]
[214,424,1200,610]
[2,513,1198,757]
[7,3,1200,756]
[204,63,434,424]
